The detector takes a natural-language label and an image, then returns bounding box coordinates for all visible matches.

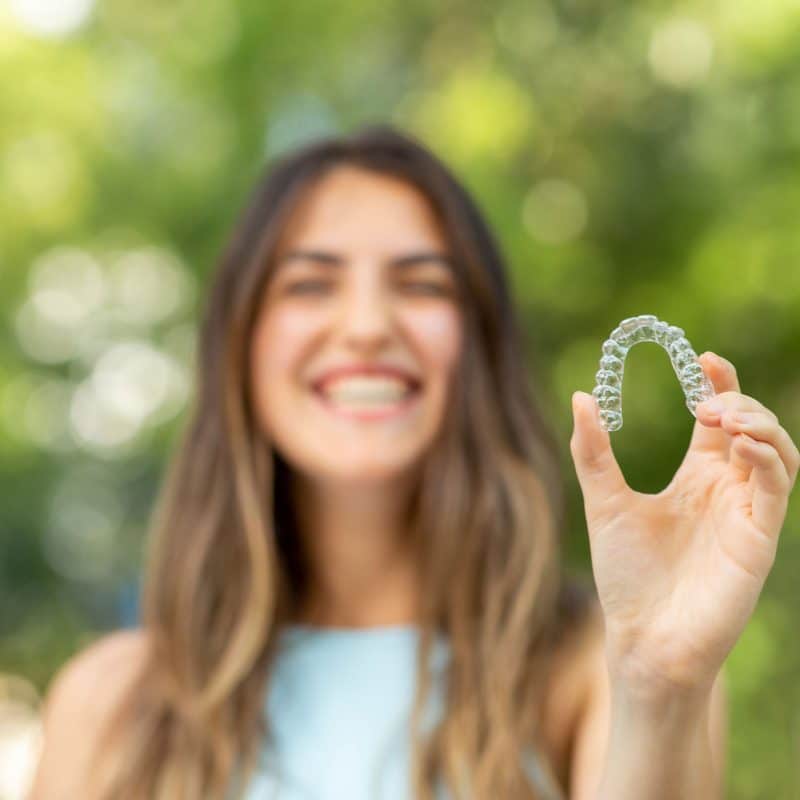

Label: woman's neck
[289,472,421,628]
[291,580,421,628]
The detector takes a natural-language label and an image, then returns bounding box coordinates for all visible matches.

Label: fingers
[570,391,630,513]
[719,410,800,487]
[699,352,741,395]
[690,364,800,535]
[730,432,793,534]
[687,352,741,456]
[693,386,776,470]
[696,391,779,425]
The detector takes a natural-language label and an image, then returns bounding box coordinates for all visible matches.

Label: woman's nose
[337,279,394,345]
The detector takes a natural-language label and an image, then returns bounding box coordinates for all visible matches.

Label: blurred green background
[1,0,799,797]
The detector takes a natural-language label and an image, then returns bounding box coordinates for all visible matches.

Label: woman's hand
[569,351,799,697]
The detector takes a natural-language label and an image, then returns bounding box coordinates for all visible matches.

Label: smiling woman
[250,165,465,491]
[28,124,610,800]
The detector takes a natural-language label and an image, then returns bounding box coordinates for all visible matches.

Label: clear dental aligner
[592,314,716,432]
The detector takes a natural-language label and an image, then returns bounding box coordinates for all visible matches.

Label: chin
[319,463,418,485]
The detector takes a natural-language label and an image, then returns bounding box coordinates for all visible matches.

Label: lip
[310,363,422,393]
[312,384,421,422]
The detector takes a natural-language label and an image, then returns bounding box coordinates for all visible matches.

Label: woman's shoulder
[63,625,149,668]
[27,628,151,799]
[48,628,150,715]
[540,576,605,789]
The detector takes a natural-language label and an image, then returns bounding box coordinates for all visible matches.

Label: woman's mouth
[311,376,422,421]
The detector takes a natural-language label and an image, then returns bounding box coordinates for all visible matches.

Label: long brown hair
[87,123,596,799]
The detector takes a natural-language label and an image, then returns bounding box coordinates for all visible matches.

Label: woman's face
[250,165,464,485]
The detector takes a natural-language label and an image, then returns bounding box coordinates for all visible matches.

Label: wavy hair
[87,123,596,799]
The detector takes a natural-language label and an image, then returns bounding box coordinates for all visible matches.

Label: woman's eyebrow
[276,249,455,270]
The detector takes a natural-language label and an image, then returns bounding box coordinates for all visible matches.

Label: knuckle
[741,393,778,422]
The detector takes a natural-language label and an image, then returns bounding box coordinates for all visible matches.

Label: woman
[29,125,798,799]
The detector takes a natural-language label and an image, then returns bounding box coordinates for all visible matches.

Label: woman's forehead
[276,168,449,255]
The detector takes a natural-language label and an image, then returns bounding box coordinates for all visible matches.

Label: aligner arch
[592,314,716,432]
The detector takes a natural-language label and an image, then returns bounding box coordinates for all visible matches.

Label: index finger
[686,352,741,456]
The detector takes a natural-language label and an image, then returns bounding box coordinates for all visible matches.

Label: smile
[312,386,421,421]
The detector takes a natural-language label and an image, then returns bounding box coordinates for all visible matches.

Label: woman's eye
[285,280,330,294]
[283,280,450,296]
[402,282,449,295]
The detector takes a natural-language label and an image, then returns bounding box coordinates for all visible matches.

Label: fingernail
[715,353,733,370]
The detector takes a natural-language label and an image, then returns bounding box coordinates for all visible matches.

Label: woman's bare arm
[567,618,728,800]
[26,629,148,800]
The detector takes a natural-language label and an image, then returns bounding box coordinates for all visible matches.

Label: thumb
[570,391,629,508]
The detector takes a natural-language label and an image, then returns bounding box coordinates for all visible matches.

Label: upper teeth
[319,376,414,403]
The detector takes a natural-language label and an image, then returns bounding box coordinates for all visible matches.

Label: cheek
[401,306,462,375]
[251,306,321,394]
[250,306,323,441]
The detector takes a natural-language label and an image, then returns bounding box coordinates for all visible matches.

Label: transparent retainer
[592,314,716,432]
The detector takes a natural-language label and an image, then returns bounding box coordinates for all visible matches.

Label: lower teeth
[331,399,405,409]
